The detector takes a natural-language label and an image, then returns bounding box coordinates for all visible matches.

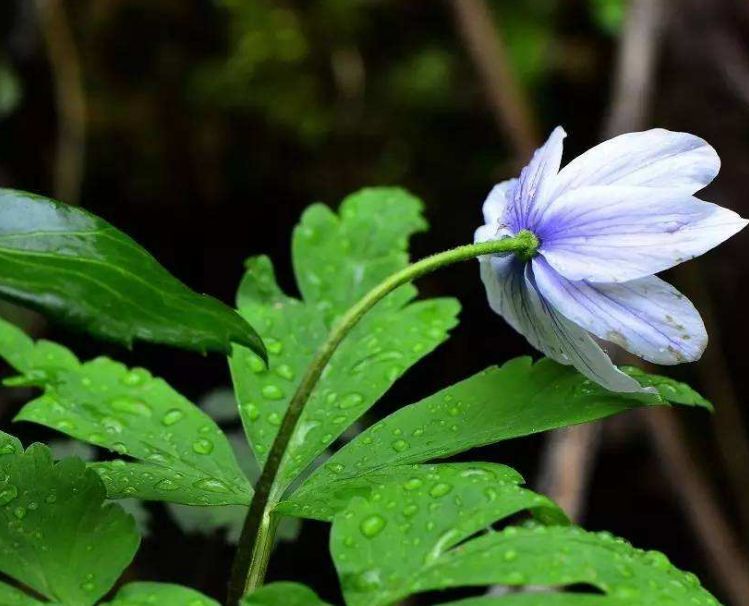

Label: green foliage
[588,0,627,35]
[331,480,718,606]
[0,443,139,606]
[0,189,264,358]
[230,188,459,493]
[0,581,44,606]
[102,582,219,606]
[0,59,21,120]
[282,357,703,519]
[243,582,331,606]
[0,316,252,506]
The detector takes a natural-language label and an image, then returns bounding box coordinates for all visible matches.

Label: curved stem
[226,232,537,605]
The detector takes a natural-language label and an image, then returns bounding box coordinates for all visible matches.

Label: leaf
[102,582,219,606]
[288,358,701,513]
[0,317,252,506]
[292,188,427,325]
[0,189,264,358]
[0,581,44,606]
[0,444,139,606]
[622,366,713,410]
[443,595,620,605]
[229,189,459,492]
[243,582,332,606]
[277,462,565,524]
[0,429,21,454]
[329,462,566,606]
[330,469,719,606]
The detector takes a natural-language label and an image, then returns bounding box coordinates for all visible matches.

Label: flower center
[513,229,540,262]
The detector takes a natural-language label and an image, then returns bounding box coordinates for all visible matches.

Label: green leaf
[229,188,459,492]
[0,429,21,454]
[329,462,567,606]
[0,581,44,606]
[0,317,252,506]
[0,444,139,606]
[292,188,427,325]
[331,472,718,606]
[289,358,699,512]
[0,189,265,358]
[278,462,565,524]
[622,366,712,410]
[443,595,620,605]
[102,582,219,606]
[243,582,332,606]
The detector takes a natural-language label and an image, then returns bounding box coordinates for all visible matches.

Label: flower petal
[532,257,707,365]
[506,126,566,232]
[479,256,647,392]
[482,179,518,225]
[537,185,748,282]
[548,129,720,200]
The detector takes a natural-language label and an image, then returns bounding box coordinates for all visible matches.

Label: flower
[476,127,747,392]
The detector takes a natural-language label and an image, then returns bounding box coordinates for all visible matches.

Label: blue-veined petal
[482,178,518,225]
[547,129,720,201]
[537,185,747,282]
[506,126,566,232]
[479,256,647,392]
[532,257,707,365]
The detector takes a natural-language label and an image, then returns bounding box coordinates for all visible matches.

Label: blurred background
[1,0,749,604]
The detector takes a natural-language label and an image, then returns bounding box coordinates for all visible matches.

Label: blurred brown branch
[449,0,538,160]
[35,0,86,204]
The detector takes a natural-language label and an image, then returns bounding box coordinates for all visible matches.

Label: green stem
[225,231,538,605]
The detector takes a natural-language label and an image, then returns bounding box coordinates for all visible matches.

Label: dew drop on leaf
[391,439,409,453]
[359,514,386,538]
[261,385,285,400]
[161,409,185,426]
[192,438,214,455]
[110,397,152,417]
[429,482,453,498]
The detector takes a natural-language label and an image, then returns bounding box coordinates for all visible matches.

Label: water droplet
[248,355,265,373]
[339,393,364,409]
[391,439,409,453]
[503,549,517,562]
[193,478,231,493]
[265,338,283,355]
[402,504,418,517]
[403,478,423,491]
[102,417,123,434]
[243,402,260,420]
[275,364,295,380]
[0,485,18,506]
[161,409,184,426]
[112,442,128,455]
[45,493,57,504]
[13,506,26,520]
[359,514,386,538]
[429,482,453,498]
[261,385,284,400]
[121,369,148,386]
[192,438,214,455]
[110,397,152,417]
[267,412,282,426]
[156,478,179,491]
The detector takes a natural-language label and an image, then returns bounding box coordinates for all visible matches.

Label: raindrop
[192,439,215,455]
[429,482,453,498]
[110,397,152,417]
[359,514,386,538]
[391,439,409,453]
[156,478,179,491]
[265,338,283,355]
[261,385,285,400]
[403,478,423,491]
[267,412,282,426]
[338,393,364,410]
[193,478,230,493]
[161,409,184,426]
[275,364,295,381]
[121,369,148,387]
[243,402,260,421]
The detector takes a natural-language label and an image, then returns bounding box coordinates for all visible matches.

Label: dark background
[1,0,748,604]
